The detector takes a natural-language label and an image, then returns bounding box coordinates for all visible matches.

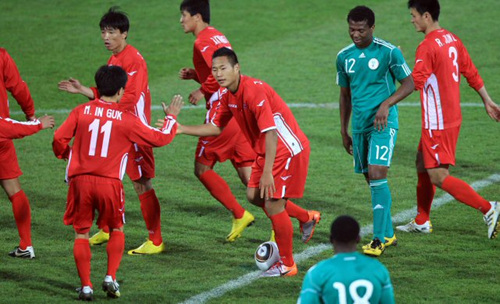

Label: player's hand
[341,133,353,155]
[259,171,276,200]
[374,102,390,131]
[484,100,500,122]
[188,88,204,105]
[39,115,55,129]
[179,68,196,80]
[58,78,83,94]
[26,115,37,121]
[162,94,184,117]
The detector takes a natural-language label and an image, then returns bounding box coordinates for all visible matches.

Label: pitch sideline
[180,173,500,304]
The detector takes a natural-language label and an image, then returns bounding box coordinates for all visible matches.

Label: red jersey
[0,117,41,141]
[412,29,484,130]
[53,99,177,180]
[193,26,231,103]
[211,75,309,158]
[0,48,35,118]
[91,45,151,125]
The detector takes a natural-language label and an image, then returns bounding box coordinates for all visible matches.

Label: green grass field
[1,0,499,303]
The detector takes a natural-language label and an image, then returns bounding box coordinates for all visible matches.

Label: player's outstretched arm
[477,86,500,122]
[188,88,204,105]
[162,94,184,117]
[58,78,95,99]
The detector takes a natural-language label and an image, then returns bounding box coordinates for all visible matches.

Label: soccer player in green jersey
[298,215,395,304]
[337,6,414,257]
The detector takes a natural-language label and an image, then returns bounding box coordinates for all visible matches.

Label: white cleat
[396,220,433,233]
[484,201,500,239]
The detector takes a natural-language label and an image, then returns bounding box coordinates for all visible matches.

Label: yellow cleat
[363,238,385,257]
[89,230,110,246]
[226,211,255,242]
[362,234,397,251]
[127,240,165,255]
[269,230,275,242]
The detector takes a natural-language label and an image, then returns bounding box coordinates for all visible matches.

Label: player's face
[101,27,127,54]
[410,8,427,33]
[212,56,240,92]
[348,20,374,48]
[180,10,197,33]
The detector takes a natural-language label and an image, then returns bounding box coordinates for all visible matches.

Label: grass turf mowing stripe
[179,173,500,304]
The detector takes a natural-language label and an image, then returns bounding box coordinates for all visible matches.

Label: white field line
[10,102,484,115]
[180,173,500,304]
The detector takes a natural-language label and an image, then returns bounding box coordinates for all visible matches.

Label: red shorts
[126,144,155,181]
[195,118,255,168]
[64,175,125,234]
[0,140,22,179]
[248,144,310,199]
[419,125,460,169]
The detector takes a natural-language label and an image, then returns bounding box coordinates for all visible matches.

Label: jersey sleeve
[389,47,412,81]
[412,43,434,91]
[194,39,220,95]
[127,114,177,147]
[379,265,396,304]
[210,91,232,128]
[0,117,41,140]
[297,265,322,304]
[336,53,349,88]
[117,60,145,113]
[457,41,484,91]
[53,107,79,160]
[250,84,276,133]
[2,50,35,117]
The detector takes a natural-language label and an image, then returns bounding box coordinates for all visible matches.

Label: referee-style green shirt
[336,37,412,133]
[298,252,395,304]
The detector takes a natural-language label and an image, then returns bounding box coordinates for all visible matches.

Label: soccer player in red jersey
[58,7,167,254]
[176,47,315,277]
[0,48,54,259]
[397,0,500,239]
[179,0,257,241]
[53,65,182,300]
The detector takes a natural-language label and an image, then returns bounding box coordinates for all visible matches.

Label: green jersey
[336,38,411,133]
[298,252,395,304]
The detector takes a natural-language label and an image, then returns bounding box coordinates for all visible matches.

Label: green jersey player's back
[336,37,412,133]
[298,252,395,304]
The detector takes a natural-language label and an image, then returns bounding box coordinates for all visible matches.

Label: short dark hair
[212,47,239,66]
[347,6,375,27]
[330,215,360,243]
[99,6,129,33]
[408,0,440,21]
[95,65,128,97]
[180,0,210,24]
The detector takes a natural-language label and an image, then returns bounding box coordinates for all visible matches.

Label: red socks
[269,210,294,267]
[285,200,309,223]
[441,175,491,214]
[74,239,92,287]
[415,172,436,224]
[9,190,32,249]
[139,189,163,246]
[106,231,125,280]
[199,170,245,219]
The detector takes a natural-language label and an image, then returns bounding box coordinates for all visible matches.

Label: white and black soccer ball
[254,241,280,270]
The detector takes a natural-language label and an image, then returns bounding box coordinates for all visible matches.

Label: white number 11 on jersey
[88,118,113,158]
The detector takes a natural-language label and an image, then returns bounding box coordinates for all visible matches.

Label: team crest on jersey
[368,58,379,70]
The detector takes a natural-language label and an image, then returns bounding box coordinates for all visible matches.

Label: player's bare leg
[127,176,165,255]
[196,161,254,242]
[2,178,34,258]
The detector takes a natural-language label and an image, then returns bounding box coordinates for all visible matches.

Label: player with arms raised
[336,6,414,257]
[53,65,182,300]
[298,215,395,304]
[397,0,500,239]
[58,7,167,255]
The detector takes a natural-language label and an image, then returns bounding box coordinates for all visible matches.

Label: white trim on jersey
[374,38,396,50]
[387,128,396,167]
[273,113,303,156]
[135,93,148,126]
[423,74,444,130]
[65,149,73,183]
[281,185,286,198]
[4,117,41,126]
[261,126,278,133]
[119,153,128,180]
[162,116,177,134]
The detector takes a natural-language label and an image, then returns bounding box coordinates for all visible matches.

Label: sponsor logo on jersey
[257,99,266,107]
[228,104,238,108]
[128,71,138,76]
[416,59,424,63]
[280,175,292,181]
[359,52,366,58]
[431,144,439,150]
[201,46,210,52]
[368,58,379,70]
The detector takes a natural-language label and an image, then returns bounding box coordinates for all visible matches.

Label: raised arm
[58,78,95,99]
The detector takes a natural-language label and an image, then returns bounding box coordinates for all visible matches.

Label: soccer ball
[254,241,280,270]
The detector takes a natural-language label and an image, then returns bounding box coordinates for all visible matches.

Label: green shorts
[352,128,397,174]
